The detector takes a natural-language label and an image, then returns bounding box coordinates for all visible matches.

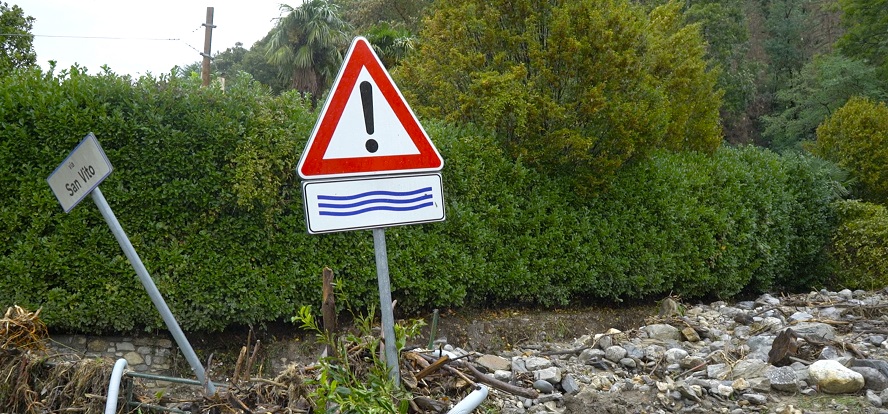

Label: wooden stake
[322,267,337,356]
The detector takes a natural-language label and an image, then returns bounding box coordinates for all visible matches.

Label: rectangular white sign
[302,173,445,234]
[46,133,113,213]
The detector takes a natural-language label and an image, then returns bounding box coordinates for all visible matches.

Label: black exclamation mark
[360,81,377,153]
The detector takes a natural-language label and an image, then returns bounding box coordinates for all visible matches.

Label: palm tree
[265,0,352,99]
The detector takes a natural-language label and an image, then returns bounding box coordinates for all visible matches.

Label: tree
[811,96,888,203]
[0,2,36,76]
[365,22,414,68]
[762,53,885,151]
[682,1,756,143]
[837,0,888,79]
[396,0,722,190]
[335,0,433,33]
[265,0,352,98]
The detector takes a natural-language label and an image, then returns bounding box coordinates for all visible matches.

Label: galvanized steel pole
[90,187,215,396]
[373,228,400,384]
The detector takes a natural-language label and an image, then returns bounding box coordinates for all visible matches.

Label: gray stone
[851,366,888,391]
[677,383,703,402]
[788,311,814,322]
[735,301,756,310]
[838,289,854,300]
[766,366,800,392]
[533,379,555,393]
[644,344,666,361]
[512,357,528,373]
[623,343,645,359]
[604,345,627,362]
[870,335,886,346]
[820,346,842,360]
[534,367,562,384]
[867,389,883,408]
[494,370,511,381]
[819,306,843,319]
[645,324,682,342]
[809,360,865,394]
[852,359,888,379]
[524,356,552,371]
[123,351,144,366]
[755,293,781,307]
[665,348,689,364]
[747,336,775,360]
[87,339,107,352]
[620,358,637,369]
[578,348,604,364]
[116,342,135,352]
[732,359,769,380]
[561,374,580,395]
[788,322,836,341]
[748,377,772,393]
[717,384,735,398]
[476,354,511,372]
[596,334,614,350]
[742,394,768,405]
[707,363,729,380]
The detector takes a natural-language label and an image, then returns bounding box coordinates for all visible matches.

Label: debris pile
[0,306,121,414]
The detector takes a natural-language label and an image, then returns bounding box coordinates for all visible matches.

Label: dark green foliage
[762,54,886,152]
[830,200,888,291]
[0,68,841,333]
[837,0,888,80]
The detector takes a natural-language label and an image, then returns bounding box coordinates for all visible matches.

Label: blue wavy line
[319,194,432,209]
[319,202,434,216]
[317,187,432,201]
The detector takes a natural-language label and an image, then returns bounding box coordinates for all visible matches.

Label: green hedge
[830,200,888,290]
[0,68,843,333]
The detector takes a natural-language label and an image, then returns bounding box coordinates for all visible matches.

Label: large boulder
[809,360,865,394]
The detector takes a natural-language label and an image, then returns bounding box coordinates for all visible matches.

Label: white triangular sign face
[298,37,443,179]
[322,67,421,159]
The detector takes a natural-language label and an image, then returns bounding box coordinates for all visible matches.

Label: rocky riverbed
[430,288,888,413]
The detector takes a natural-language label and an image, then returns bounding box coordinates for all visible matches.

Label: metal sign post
[48,133,215,396]
[372,228,400,382]
[297,38,447,385]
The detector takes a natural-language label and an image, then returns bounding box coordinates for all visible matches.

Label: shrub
[0,67,842,333]
[811,96,888,203]
[830,200,888,291]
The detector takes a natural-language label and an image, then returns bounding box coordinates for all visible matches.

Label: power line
[0,32,204,56]
[0,32,180,41]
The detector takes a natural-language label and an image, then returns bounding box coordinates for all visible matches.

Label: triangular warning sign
[297,37,443,179]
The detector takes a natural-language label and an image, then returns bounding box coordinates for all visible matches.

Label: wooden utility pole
[201,7,215,87]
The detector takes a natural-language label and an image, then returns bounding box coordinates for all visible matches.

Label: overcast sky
[16,1,294,78]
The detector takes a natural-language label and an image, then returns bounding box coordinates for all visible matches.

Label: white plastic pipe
[447,385,489,414]
[105,358,128,414]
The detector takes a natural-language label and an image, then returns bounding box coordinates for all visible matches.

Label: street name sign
[46,132,113,213]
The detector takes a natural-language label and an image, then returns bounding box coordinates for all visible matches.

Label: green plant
[829,200,888,291]
[811,96,888,203]
[291,305,422,413]
[396,0,722,190]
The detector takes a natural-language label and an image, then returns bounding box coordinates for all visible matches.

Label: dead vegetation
[0,305,521,413]
[0,305,122,414]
